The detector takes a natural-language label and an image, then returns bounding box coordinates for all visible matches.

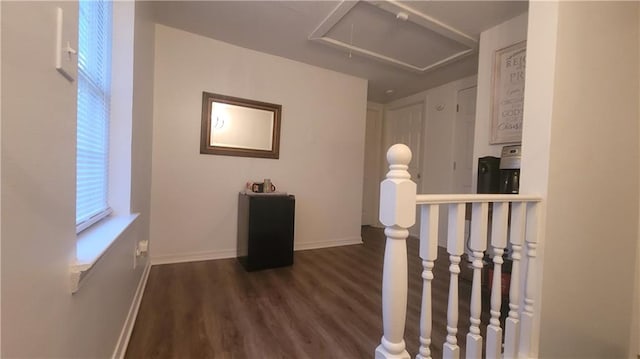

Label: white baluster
[486,201,509,359]
[518,202,539,358]
[443,203,465,359]
[504,202,526,358]
[375,144,416,359]
[466,202,489,358]
[416,204,439,359]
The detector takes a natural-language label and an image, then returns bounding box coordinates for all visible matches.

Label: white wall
[519,3,559,354]
[131,1,156,247]
[0,0,3,352]
[150,25,367,263]
[384,74,478,195]
[422,76,478,196]
[0,2,155,357]
[634,7,640,354]
[472,13,528,192]
[523,2,639,357]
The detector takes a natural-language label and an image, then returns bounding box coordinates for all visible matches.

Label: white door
[384,102,424,187]
[452,87,477,194]
[362,106,383,226]
[385,102,424,238]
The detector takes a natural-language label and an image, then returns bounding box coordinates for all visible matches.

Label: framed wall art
[490,40,526,144]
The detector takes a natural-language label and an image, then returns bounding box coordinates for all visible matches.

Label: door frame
[452,85,478,194]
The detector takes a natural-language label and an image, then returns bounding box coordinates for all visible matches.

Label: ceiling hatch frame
[309,0,479,74]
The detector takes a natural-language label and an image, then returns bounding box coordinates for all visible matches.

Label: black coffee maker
[499,145,521,194]
[477,156,500,194]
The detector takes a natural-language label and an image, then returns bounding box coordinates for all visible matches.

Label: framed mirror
[200,92,282,159]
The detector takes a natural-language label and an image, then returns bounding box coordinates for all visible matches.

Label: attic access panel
[309,0,478,73]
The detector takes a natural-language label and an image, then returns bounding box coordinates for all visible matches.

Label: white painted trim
[315,37,474,74]
[367,101,384,111]
[151,248,237,265]
[367,0,478,48]
[151,237,364,265]
[71,213,140,293]
[294,237,363,251]
[309,0,477,74]
[416,194,541,205]
[111,262,151,359]
[308,1,358,40]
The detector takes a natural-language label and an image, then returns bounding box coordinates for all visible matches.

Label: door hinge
[453,161,457,170]
[456,104,459,112]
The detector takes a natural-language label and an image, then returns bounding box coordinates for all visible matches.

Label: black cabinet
[237,193,295,271]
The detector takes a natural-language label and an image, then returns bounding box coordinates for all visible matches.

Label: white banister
[376,144,416,359]
[375,144,543,359]
[416,194,541,204]
[518,202,540,358]
[466,202,489,358]
[486,202,509,359]
[443,203,465,359]
[504,202,527,358]
[416,204,439,359]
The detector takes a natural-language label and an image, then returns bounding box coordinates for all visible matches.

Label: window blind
[76,0,112,232]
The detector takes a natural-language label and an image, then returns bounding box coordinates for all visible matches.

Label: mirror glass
[210,103,274,150]
[201,92,281,159]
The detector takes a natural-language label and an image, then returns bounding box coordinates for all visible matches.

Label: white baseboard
[150,237,364,265]
[151,248,237,265]
[294,236,363,251]
[112,261,151,359]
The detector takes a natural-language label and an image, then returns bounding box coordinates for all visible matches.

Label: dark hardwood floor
[125,226,490,358]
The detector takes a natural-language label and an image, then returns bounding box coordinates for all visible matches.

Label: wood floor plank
[125,226,491,358]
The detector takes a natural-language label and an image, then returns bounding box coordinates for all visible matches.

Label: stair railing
[375,144,542,359]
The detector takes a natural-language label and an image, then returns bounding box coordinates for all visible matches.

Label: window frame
[72,0,138,293]
[75,0,113,234]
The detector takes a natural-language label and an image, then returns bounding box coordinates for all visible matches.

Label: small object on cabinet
[246,180,276,193]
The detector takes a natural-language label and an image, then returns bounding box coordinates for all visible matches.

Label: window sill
[70,213,139,293]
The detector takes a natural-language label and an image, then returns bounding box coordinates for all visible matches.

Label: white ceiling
[151,1,528,103]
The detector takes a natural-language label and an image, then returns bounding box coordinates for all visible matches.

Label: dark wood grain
[125,226,491,358]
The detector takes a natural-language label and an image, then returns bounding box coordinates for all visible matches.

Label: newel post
[375,144,416,359]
